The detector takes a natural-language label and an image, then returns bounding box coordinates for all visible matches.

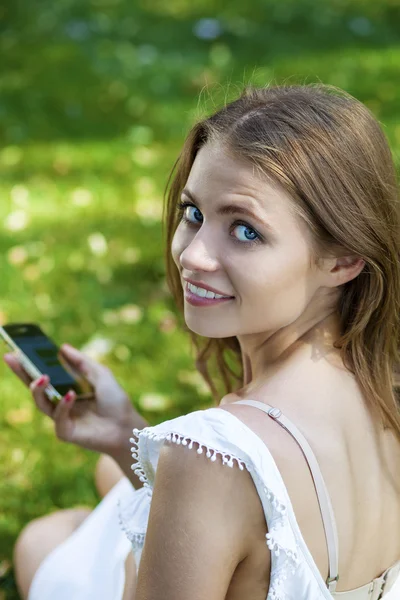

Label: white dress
[29,403,400,599]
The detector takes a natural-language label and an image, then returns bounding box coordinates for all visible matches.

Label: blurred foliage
[1,0,400,597]
[2,0,400,143]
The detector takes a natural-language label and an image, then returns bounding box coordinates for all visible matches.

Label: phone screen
[1,323,91,398]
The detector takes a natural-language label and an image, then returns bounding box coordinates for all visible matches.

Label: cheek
[229,246,312,318]
[171,226,186,269]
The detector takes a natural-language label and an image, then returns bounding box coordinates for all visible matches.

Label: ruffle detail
[117,484,150,551]
[130,427,247,491]
[265,520,301,599]
[164,431,247,468]
[130,430,153,498]
[119,518,146,550]
[241,461,300,599]
[129,413,301,599]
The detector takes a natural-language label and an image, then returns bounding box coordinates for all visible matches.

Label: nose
[179,235,220,273]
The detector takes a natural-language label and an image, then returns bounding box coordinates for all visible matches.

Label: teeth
[187,283,227,299]
[197,287,207,297]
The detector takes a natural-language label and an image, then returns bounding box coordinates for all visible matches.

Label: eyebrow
[181,188,276,234]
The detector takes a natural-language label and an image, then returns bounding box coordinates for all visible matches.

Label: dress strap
[329,559,400,599]
[234,399,340,593]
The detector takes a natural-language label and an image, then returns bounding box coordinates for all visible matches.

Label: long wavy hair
[163,83,400,437]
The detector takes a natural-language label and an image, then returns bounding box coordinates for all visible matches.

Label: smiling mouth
[186,282,233,299]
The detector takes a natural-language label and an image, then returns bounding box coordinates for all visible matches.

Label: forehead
[187,143,264,194]
[185,142,299,225]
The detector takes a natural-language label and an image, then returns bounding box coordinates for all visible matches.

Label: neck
[236,309,342,395]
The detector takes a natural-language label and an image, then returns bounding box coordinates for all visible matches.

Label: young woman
[6,83,400,599]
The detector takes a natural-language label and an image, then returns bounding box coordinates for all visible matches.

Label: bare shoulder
[151,437,263,561]
[158,430,259,501]
[217,398,298,458]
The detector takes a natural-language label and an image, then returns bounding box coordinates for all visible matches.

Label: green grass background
[1,0,400,596]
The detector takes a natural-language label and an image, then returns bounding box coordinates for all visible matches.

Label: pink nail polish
[37,375,47,386]
[64,391,74,402]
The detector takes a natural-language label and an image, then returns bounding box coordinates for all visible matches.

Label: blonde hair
[163,83,400,438]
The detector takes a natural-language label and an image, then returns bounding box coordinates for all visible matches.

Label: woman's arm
[134,439,257,600]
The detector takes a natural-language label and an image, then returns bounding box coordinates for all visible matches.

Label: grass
[1,0,400,596]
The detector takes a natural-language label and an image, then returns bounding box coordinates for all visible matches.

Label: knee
[13,509,92,599]
[95,453,113,481]
[14,515,47,564]
[13,515,52,599]
[95,454,124,498]
[14,509,91,565]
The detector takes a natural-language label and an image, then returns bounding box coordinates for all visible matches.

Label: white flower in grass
[22,264,41,281]
[131,146,158,167]
[10,185,29,207]
[118,304,143,324]
[88,232,108,256]
[7,245,28,265]
[80,336,115,360]
[122,247,141,264]
[12,448,25,463]
[4,210,29,231]
[71,188,93,207]
[178,370,210,396]
[139,393,171,412]
[135,197,162,222]
[134,176,156,196]
[102,310,119,326]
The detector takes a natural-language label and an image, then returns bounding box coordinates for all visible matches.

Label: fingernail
[64,391,74,402]
[37,375,48,386]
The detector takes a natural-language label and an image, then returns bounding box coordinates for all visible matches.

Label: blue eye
[176,201,262,247]
[232,224,259,243]
[182,204,203,224]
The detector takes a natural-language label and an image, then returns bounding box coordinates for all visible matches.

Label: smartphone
[0,322,95,402]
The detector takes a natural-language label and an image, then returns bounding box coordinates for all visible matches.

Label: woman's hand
[3,343,148,458]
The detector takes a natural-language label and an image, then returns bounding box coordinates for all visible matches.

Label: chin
[185,317,230,339]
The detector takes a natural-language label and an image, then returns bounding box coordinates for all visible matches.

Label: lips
[184,284,234,307]
[183,278,234,298]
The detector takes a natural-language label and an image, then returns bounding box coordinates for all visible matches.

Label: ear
[324,255,366,287]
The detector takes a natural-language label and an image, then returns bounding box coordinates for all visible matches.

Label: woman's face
[171,142,325,339]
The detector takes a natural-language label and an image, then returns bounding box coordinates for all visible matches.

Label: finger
[3,353,33,387]
[53,390,76,440]
[4,354,56,417]
[59,344,104,386]
[29,375,56,419]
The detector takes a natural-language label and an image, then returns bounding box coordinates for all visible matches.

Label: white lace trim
[128,424,301,599]
[117,495,147,551]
